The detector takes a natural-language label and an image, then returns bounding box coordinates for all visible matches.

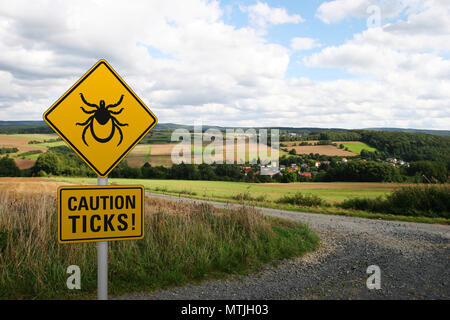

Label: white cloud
[316,0,414,24]
[304,0,450,129]
[243,2,304,29]
[0,0,448,130]
[290,37,321,51]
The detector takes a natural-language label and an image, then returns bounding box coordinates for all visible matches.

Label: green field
[50,177,402,204]
[48,177,449,224]
[0,133,64,160]
[339,142,377,154]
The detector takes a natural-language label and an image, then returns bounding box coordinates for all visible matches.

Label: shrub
[276,192,326,207]
[386,185,449,217]
[0,156,21,177]
[338,197,388,212]
[231,191,267,202]
[338,185,450,218]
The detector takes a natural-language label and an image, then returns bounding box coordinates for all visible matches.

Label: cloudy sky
[0,0,449,129]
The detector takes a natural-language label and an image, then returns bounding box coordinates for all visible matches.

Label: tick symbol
[76,93,128,146]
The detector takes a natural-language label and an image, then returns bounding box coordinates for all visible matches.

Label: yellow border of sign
[43,59,158,177]
[57,185,145,243]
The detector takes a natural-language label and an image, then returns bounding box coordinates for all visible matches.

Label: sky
[0,0,449,129]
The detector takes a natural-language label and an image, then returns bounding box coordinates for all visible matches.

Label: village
[246,156,410,178]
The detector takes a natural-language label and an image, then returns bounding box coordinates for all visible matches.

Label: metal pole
[97,176,108,300]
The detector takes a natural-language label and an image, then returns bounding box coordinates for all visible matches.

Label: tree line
[1,149,447,184]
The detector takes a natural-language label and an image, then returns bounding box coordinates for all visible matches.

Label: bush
[231,191,267,202]
[387,185,449,217]
[0,156,21,177]
[338,185,450,218]
[276,192,326,207]
[338,196,388,212]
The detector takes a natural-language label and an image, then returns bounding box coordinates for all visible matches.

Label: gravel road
[118,193,450,300]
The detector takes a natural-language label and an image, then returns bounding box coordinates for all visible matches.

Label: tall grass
[231,190,267,202]
[338,185,450,218]
[0,190,319,299]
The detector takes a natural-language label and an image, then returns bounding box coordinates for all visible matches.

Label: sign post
[97,176,108,300]
[44,59,157,300]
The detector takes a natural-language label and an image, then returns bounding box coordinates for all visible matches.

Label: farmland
[0,133,63,169]
[287,144,356,156]
[49,176,404,203]
[5,177,443,224]
[281,140,379,157]
[0,133,281,168]
[335,141,377,154]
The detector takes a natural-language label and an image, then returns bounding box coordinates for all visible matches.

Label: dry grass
[287,145,357,156]
[0,134,51,153]
[0,188,319,299]
[13,159,36,170]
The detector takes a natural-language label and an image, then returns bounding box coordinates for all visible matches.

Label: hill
[365,127,450,137]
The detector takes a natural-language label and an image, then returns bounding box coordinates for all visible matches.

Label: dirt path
[118,193,450,300]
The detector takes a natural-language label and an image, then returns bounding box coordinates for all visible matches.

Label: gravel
[117,193,450,300]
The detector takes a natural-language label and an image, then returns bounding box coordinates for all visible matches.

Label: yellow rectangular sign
[58,185,144,243]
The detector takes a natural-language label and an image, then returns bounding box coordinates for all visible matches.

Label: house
[259,162,280,176]
[299,172,312,178]
[341,158,348,163]
[314,161,320,167]
[280,165,286,171]
[242,166,252,175]
[290,163,299,169]
[301,163,309,168]
[386,158,397,163]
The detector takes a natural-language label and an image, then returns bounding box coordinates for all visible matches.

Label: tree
[199,163,216,180]
[281,171,297,183]
[33,152,62,175]
[407,161,447,183]
[0,156,20,177]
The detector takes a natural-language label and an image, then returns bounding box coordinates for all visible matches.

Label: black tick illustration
[76,93,128,146]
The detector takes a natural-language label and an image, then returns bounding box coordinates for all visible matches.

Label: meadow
[50,177,403,203]
[336,141,377,154]
[0,133,64,169]
[0,181,319,299]
[47,177,448,224]
[282,141,357,156]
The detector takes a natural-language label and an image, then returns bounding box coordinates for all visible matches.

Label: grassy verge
[0,190,319,299]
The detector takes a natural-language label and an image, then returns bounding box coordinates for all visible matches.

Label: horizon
[0,119,448,132]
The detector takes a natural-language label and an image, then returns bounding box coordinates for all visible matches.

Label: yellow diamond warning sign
[58,185,144,243]
[43,59,157,177]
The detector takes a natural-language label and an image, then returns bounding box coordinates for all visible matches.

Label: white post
[97,176,108,300]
